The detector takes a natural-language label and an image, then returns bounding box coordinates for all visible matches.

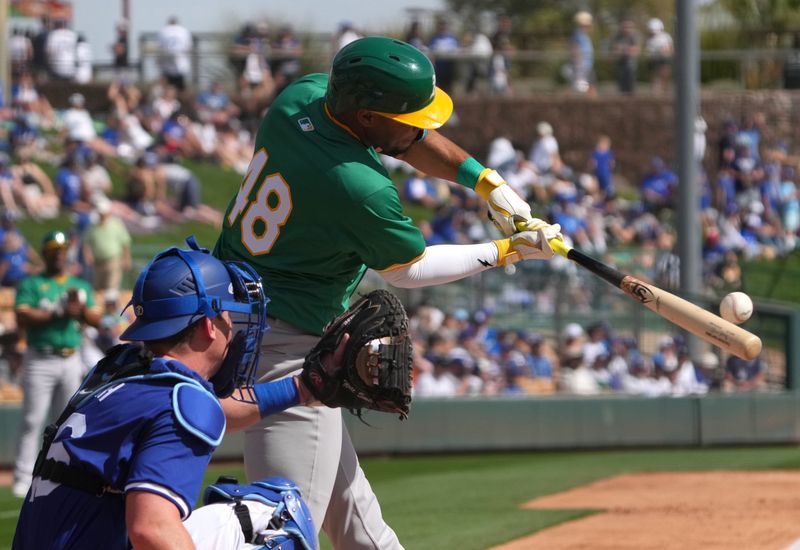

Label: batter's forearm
[399,130,470,184]
[378,242,500,289]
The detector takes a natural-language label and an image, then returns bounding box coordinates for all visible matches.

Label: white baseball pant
[13,349,84,490]
[244,317,403,550]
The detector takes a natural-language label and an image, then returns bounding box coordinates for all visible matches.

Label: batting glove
[494,220,562,265]
[474,169,533,236]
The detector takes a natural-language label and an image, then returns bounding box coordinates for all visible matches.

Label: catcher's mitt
[301,289,413,420]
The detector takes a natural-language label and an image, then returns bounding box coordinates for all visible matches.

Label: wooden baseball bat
[541,233,762,360]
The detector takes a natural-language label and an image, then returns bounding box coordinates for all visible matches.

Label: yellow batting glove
[475,169,533,236]
[494,221,561,265]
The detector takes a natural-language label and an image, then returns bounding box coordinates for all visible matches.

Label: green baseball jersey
[15,273,95,349]
[214,73,425,335]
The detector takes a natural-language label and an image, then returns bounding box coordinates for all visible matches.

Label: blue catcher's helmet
[120,236,268,401]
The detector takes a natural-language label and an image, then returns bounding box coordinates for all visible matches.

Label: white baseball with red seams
[719,292,753,325]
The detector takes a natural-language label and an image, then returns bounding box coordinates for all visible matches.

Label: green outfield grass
[2,446,800,549]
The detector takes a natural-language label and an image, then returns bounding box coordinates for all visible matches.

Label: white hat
[564,322,584,340]
[648,18,664,33]
[537,121,553,136]
[700,352,719,369]
[574,11,593,26]
[68,93,85,106]
[93,195,112,215]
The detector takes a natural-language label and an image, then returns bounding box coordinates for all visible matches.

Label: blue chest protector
[204,476,317,550]
[33,344,224,495]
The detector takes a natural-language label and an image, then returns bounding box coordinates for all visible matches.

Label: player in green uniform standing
[11,230,102,497]
[214,36,561,549]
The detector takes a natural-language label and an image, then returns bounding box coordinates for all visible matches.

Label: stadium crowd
[0,13,790,404]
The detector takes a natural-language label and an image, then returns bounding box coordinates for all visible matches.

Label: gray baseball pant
[13,350,84,488]
[244,318,403,550]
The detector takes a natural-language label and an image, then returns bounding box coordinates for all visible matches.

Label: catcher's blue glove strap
[255,378,300,418]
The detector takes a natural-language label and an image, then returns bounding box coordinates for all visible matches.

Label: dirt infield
[491,471,800,550]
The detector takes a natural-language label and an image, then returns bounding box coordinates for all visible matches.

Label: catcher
[13,233,412,550]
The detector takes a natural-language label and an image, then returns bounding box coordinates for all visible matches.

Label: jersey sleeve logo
[297,117,315,132]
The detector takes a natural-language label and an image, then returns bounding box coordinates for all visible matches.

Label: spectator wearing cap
[11,230,101,498]
[644,17,673,94]
[81,197,131,292]
[652,335,679,376]
[55,155,90,214]
[725,354,767,392]
[570,11,595,95]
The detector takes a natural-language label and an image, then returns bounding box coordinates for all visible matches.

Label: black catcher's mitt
[301,289,413,420]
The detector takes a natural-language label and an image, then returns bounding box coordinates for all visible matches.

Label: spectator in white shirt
[62,94,116,157]
[46,19,77,80]
[157,16,193,90]
[74,34,93,84]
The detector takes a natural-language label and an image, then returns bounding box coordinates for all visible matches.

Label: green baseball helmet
[41,229,69,251]
[326,36,453,129]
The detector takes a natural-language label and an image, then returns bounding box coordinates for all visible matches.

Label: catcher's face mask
[210,260,269,403]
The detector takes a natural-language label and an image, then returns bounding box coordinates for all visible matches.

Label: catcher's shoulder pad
[172,382,226,447]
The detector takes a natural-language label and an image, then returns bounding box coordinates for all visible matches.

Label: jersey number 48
[227,148,293,255]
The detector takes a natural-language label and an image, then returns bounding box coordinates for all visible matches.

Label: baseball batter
[214,36,561,549]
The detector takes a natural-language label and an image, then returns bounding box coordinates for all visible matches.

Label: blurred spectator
[489,14,516,96]
[462,28,493,95]
[11,72,55,129]
[0,153,24,215]
[652,335,679,376]
[107,75,142,114]
[333,21,361,53]
[589,134,615,199]
[404,20,426,52]
[736,112,765,163]
[61,93,117,158]
[82,196,132,292]
[428,18,459,93]
[230,22,275,103]
[489,36,513,96]
[271,25,303,93]
[45,18,77,80]
[158,158,223,225]
[645,18,673,94]
[641,156,678,212]
[214,119,253,174]
[558,347,600,395]
[194,80,239,127]
[528,121,571,186]
[612,17,641,94]
[55,154,90,213]
[569,11,595,95]
[112,19,129,73]
[718,119,738,169]
[93,288,133,353]
[724,354,766,391]
[74,33,92,84]
[157,16,193,91]
[779,166,799,249]
[0,210,42,288]
[11,149,60,219]
[10,28,33,79]
[404,171,444,208]
[31,17,52,81]
[415,357,459,397]
[696,351,722,392]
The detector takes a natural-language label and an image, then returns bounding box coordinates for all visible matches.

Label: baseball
[719,292,753,324]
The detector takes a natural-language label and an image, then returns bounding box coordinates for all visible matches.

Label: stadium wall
[3,394,800,465]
